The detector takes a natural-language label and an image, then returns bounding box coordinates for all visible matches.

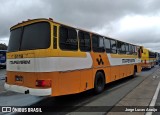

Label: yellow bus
[5,18,143,96]
[155,52,159,65]
[141,48,156,69]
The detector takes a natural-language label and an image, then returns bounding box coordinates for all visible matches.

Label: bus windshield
[8,22,50,52]
[0,51,6,60]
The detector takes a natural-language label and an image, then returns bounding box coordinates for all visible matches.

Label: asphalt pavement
[0,69,6,93]
[0,66,159,115]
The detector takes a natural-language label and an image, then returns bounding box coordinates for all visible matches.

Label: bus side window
[129,44,133,54]
[92,35,105,52]
[110,40,117,54]
[121,42,126,54]
[59,26,78,51]
[132,45,137,55]
[104,38,111,53]
[126,43,129,54]
[132,45,135,53]
[78,31,91,52]
[117,41,126,54]
[117,41,121,54]
[149,51,155,58]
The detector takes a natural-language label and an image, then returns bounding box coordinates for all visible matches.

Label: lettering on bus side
[122,59,135,63]
[15,54,23,58]
[10,60,30,64]
[96,55,104,65]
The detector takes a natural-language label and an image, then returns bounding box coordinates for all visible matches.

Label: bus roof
[10,18,142,47]
[143,48,155,53]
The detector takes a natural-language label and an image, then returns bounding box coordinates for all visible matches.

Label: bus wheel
[132,70,136,77]
[94,72,105,94]
[132,66,137,77]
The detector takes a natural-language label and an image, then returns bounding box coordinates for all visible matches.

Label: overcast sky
[1,0,160,52]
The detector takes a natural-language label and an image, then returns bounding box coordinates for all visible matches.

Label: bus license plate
[15,76,23,82]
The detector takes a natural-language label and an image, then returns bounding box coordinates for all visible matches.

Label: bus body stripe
[4,83,51,96]
[107,54,141,66]
[7,53,92,72]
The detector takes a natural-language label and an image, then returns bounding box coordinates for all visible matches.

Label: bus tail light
[36,80,51,87]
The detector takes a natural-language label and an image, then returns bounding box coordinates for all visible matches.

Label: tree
[0,43,7,50]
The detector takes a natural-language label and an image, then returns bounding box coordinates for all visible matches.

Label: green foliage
[0,43,7,50]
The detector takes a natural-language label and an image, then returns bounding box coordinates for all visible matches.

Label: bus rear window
[8,22,50,52]
[21,22,50,50]
[8,28,22,52]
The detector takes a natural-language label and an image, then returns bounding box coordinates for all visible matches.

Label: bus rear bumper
[4,83,51,96]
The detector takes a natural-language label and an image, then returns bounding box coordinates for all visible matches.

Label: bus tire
[94,72,105,94]
[133,70,136,77]
[132,66,137,77]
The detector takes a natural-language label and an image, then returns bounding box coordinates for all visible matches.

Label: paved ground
[153,76,160,115]
[0,66,159,115]
[0,69,6,93]
[107,67,160,115]
[66,67,159,115]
